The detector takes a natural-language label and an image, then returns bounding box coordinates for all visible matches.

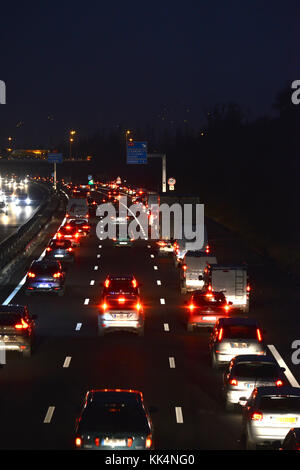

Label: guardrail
[0,182,62,272]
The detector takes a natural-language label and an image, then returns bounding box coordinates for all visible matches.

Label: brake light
[251,412,263,421]
[83,225,89,229]
[205,244,210,254]
[57,232,62,239]
[127,438,133,448]
[67,247,73,252]
[15,318,29,330]
[102,303,107,311]
[118,297,126,303]
[208,284,212,291]
[224,304,231,312]
[94,438,100,447]
[188,303,195,312]
[246,285,251,292]
[145,436,152,448]
[256,328,262,342]
[229,378,238,386]
[53,272,62,278]
[276,379,283,387]
[206,293,213,298]
[136,303,142,311]
[75,437,82,447]
[65,225,71,230]
[46,247,52,252]
[132,279,137,288]
[104,279,110,288]
[218,328,223,341]
[75,233,79,238]
[157,241,166,247]
[182,264,187,271]
[28,272,36,278]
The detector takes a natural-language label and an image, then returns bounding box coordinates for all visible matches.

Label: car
[75,389,153,449]
[57,224,80,246]
[223,354,286,411]
[0,305,37,358]
[99,291,144,336]
[280,427,300,450]
[102,275,140,298]
[25,259,66,296]
[67,218,91,237]
[45,239,75,263]
[186,291,232,331]
[242,386,300,449]
[156,239,174,257]
[113,236,134,247]
[209,317,267,369]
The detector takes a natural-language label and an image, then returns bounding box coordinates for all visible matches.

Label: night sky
[0,1,298,147]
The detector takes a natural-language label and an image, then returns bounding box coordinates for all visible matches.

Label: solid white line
[154,265,158,270]
[160,298,165,305]
[44,406,55,423]
[94,266,98,270]
[63,356,71,368]
[75,323,82,331]
[2,275,27,305]
[90,280,95,286]
[164,323,169,331]
[84,298,89,305]
[268,344,300,387]
[169,357,176,368]
[157,280,162,286]
[175,407,183,423]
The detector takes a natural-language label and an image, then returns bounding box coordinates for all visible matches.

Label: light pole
[69,130,76,159]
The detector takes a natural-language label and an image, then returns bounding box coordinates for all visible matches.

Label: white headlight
[26,198,31,205]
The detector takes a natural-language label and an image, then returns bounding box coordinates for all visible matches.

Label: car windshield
[260,396,300,412]
[193,293,226,307]
[222,325,258,339]
[233,363,278,378]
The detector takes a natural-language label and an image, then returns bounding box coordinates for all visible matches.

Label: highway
[0,190,299,450]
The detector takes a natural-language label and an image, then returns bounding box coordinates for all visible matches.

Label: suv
[99,292,144,336]
[75,389,153,449]
[209,317,267,369]
[45,239,75,263]
[0,305,37,358]
[102,275,140,298]
[67,218,91,237]
[25,260,66,296]
[186,291,232,331]
[57,224,80,246]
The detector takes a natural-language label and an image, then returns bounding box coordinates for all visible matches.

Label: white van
[180,251,217,293]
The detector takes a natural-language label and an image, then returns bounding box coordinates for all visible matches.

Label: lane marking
[98,245,102,248]
[150,254,154,258]
[97,254,101,258]
[63,356,71,368]
[160,298,165,305]
[268,344,300,387]
[169,357,176,368]
[147,245,151,248]
[94,266,99,270]
[164,323,169,331]
[75,323,82,331]
[154,265,158,270]
[44,406,55,423]
[175,407,183,423]
[84,298,89,305]
[157,280,162,286]
[90,280,95,286]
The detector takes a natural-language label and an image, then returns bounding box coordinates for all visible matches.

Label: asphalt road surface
[0,195,299,450]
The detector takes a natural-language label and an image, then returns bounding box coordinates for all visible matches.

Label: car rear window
[106,281,135,292]
[223,325,258,339]
[260,396,300,412]
[32,264,59,274]
[233,363,278,379]
[193,293,226,307]
[50,240,71,249]
[0,313,22,325]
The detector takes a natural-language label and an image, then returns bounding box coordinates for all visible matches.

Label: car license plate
[202,316,216,321]
[102,438,126,447]
[276,417,297,423]
[39,283,50,288]
[55,255,64,257]
[231,343,248,348]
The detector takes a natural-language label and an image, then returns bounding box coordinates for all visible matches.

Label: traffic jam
[0,177,299,452]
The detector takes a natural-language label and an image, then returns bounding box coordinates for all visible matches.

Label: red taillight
[132,279,137,288]
[182,264,187,271]
[104,279,110,288]
[276,379,283,387]
[102,303,107,311]
[208,284,212,291]
[46,247,52,252]
[15,318,29,330]
[75,437,82,447]
[145,436,152,448]
[218,328,223,341]
[205,244,210,254]
[83,225,89,229]
[57,232,62,239]
[65,225,71,230]
[157,241,166,247]
[28,272,36,278]
[118,297,126,303]
[53,272,62,278]
[229,378,238,386]
[256,328,262,342]
[188,303,195,312]
[136,303,142,311]
[246,285,251,292]
[224,304,231,312]
[251,412,263,421]
[94,438,100,447]
[67,247,73,252]
[75,233,79,238]
[127,438,133,448]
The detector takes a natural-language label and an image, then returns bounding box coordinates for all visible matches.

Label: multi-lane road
[0,190,299,450]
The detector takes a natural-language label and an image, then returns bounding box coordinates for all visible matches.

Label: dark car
[57,224,80,246]
[186,290,232,331]
[25,259,66,296]
[0,305,37,358]
[75,389,153,450]
[45,239,75,263]
[67,218,91,237]
[102,275,140,298]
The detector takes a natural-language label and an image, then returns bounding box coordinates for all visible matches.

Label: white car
[242,386,300,449]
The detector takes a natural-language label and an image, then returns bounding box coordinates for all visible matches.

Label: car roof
[0,304,26,314]
[217,317,259,326]
[232,354,277,364]
[255,386,300,397]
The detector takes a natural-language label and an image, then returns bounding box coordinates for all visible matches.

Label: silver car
[209,317,267,369]
[223,355,286,410]
[242,386,300,449]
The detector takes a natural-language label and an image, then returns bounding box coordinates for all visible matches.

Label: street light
[69,130,76,159]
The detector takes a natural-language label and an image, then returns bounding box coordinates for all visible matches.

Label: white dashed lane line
[90,280,95,286]
[94,266,99,270]
[157,280,162,286]
[169,357,176,368]
[160,298,165,305]
[98,245,102,248]
[84,298,90,305]
[97,254,101,258]
[75,323,82,331]
[268,344,300,387]
[154,266,158,270]
[164,323,169,332]
[44,406,55,423]
[150,254,154,258]
[175,407,183,423]
[63,357,72,368]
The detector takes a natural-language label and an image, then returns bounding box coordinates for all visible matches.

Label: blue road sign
[48,153,63,164]
[126,141,147,164]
